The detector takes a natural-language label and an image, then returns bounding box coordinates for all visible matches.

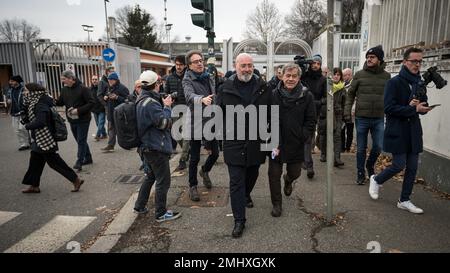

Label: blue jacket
[383,66,427,154]
[137,90,173,155]
[6,84,25,116]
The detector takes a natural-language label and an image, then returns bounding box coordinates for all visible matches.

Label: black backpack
[114,97,153,150]
[50,107,68,142]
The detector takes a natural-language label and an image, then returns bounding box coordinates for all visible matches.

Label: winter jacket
[97,75,109,107]
[217,74,271,167]
[344,62,391,120]
[137,89,173,155]
[165,66,187,106]
[105,81,130,124]
[182,69,216,139]
[90,85,105,114]
[267,76,281,92]
[6,84,25,116]
[272,82,316,163]
[56,79,94,124]
[303,70,327,120]
[25,95,58,153]
[318,85,346,134]
[383,66,427,154]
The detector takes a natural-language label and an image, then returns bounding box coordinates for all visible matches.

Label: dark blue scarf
[193,71,210,82]
[399,65,422,99]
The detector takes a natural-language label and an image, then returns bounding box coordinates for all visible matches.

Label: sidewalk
[111,153,450,253]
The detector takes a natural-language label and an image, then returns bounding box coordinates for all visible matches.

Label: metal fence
[0,43,34,83]
[339,33,361,72]
[32,42,107,99]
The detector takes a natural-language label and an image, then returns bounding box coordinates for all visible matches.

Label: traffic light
[191,0,213,31]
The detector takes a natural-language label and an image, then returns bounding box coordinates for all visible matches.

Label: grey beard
[237,73,253,83]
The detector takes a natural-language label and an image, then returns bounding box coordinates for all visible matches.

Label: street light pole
[104,0,110,43]
[166,23,173,61]
[326,0,334,224]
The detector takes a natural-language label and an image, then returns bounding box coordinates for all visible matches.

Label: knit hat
[107,72,119,81]
[312,54,322,64]
[366,45,384,62]
[10,75,24,84]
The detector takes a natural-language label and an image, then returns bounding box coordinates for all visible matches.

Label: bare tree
[0,19,41,42]
[285,0,327,46]
[342,0,364,33]
[244,0,286,45]
[115,5,133,36]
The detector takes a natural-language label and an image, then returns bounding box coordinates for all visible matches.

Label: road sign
[102,48,116,63]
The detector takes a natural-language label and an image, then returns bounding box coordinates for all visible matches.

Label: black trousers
[341,122,354,151]
[268,160,302,206]
[189,140,219,187]
[227,164,260,224]
[22,151,78,187]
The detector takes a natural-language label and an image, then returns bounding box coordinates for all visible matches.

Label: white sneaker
[369,175,380,200]
[397,200,424,214]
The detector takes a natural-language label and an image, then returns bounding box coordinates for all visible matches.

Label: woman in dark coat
[21,83,84,194]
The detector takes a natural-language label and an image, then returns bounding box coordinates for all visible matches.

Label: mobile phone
[429,104,441,109]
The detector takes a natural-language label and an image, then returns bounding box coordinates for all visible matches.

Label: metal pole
[207,0,215,58]
[326,0,335,223]
[104,0,110,43]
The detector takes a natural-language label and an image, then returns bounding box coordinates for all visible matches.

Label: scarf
[399,65,422,98]
[193,71,210,82]
[24,91,57,151]
[332,81,345,94]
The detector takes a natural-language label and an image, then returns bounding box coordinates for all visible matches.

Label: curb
[85,153,182,253]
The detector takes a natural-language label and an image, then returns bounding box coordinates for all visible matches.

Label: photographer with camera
[369,47,433,214]
[302,54,327,179]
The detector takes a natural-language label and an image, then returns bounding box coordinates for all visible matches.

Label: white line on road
[4,215,96,253]
[0,211,22,226]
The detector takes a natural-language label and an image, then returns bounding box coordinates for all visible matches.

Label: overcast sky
[0,0,297,43]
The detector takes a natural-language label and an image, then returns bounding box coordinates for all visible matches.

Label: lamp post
[165,23,173,60]
[104,0,110,43]
[82,25,94,42]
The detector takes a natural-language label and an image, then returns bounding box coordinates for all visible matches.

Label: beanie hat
[107,72,119,81]
[10,75,24,84]
[366,45,384,62]
[312,54,323,64]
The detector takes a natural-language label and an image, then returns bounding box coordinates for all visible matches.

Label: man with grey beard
[217,53,271,238]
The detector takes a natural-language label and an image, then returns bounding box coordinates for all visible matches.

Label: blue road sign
[102,48,116,62]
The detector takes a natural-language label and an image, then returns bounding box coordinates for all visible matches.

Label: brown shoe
[101,145,114,152]
[72,178,84,192]
[22,186,41,194]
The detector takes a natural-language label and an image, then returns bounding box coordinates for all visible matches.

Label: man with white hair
[217,53,271,238]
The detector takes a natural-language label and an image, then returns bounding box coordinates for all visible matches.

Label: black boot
[199,167,212,189]
[232,222,245,238]
[283,174,293,196]
[271,203,282,217]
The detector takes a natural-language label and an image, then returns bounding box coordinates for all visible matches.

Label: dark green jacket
[344,62,391,119]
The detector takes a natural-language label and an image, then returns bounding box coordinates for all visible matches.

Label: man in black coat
[302,55,327,178]
[369,48,433,214]
[101,72,130,152]
[90,75,106,141]
[217,53,271,238]
[269,63,316,217]
[166,55,190,172]
[57,70,95,171]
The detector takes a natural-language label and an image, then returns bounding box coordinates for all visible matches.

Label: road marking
[0,211,21,226]
[4,215,96,253]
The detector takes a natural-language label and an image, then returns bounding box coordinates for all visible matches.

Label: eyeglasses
[191,59,204,65]
[406,59,423,65]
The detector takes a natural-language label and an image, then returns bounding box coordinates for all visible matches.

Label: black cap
[10,75,24,83]
[366,45,385,62]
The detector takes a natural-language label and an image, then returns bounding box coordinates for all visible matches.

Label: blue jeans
[355,117,384,178]
[70,122,92,164]
[375,153,418,202]
[94,112,106,137]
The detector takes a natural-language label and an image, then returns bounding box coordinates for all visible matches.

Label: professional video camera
[294,55,314,75]
[415,66,448,102]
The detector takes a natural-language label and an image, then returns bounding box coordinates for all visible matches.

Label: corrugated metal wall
[0,43,34,83]
[379,0,450,59]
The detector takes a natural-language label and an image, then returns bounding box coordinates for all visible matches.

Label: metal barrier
[32,42,108,98]
[339,33,361,72]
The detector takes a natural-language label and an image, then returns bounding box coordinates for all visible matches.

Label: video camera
[294,55,314,75]
[415,66,448,102]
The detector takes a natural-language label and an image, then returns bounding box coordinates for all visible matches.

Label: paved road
[0,113,143,253]
[112,150,450,253]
